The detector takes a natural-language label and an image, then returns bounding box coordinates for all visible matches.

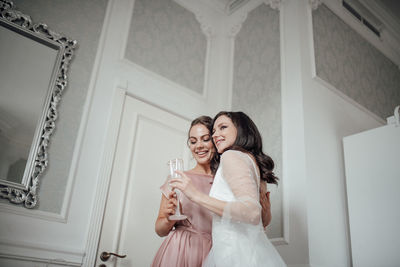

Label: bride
[170,111,286,267]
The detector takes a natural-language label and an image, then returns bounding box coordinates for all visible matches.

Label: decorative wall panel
[1,0,108,213]
[125,0,207,94]
[313,5,400,119]
[232,3,282,239]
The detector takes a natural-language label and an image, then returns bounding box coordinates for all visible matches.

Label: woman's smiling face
[188,123,215,165]
[212,115,237,154]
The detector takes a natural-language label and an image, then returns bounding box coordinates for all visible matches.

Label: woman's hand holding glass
[167,159,187,220]
[169,170,202,202]
[160,191,177,220]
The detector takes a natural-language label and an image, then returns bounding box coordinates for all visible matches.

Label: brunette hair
[187,116,219,174]
[212,111,278,184]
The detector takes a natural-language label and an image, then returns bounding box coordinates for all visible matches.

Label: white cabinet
[343,108,400,267]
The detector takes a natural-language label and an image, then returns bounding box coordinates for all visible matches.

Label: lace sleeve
[221,150,261,225]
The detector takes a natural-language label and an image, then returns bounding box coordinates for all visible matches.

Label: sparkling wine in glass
[167,158,187,220]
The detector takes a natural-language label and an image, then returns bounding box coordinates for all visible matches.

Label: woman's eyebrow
[190,134,210,139]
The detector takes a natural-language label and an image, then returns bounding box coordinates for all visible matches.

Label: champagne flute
[167,158,187,220]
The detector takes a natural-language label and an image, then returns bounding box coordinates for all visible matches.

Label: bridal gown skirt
[205,151,286,267]
[203,218,286,267]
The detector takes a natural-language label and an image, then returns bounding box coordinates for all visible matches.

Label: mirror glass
[0,21,58,185]
[0,1,76,208]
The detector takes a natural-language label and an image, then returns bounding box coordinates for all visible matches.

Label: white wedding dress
[203,150,286,267]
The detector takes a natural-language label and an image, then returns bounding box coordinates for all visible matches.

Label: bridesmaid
[152,116,217,267]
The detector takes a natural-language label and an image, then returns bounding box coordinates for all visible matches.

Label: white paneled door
[95,95,191,266]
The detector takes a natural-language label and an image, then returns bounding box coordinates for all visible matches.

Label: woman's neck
[190,164,212,175]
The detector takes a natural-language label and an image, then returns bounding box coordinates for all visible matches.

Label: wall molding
[278,1,290,246]
[118,59,208,120]
[271,237,289,246]
[0,238,84,266]
[169,0,225,109]
[120,0,223,112]
[0,202,66,222]
[195,13,217,37]
[83,1,222,265]
[120,59,206,99]
[82,86,127,266]
[227,11,248,37]
[309,0,322,11]
[0,254,80,266]
[320,0,400,68]
[174,0,221,38]
[0,0,118,226]
[221,0,288,243]
[82,0,293,265]
[266,0,282,11]
[312,76,386,125]
[308,2,388,125]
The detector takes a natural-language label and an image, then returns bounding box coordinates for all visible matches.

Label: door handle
[100,251,127,262]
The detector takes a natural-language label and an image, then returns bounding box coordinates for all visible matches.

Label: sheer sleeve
[221,150,261,225]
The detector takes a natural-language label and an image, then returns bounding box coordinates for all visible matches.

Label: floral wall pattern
[232,3,282,238]
[313,5,400,120]
[125,0,207,94]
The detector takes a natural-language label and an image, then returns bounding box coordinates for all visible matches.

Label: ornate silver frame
[0,0,77,208]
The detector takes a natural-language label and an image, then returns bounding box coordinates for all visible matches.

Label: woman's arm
[170,171,227,216]
[260,182,272,228]
[171,150,261,225]
[155,191,178,237]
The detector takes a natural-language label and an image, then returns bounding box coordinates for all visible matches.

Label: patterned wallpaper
[125,0,207,94]
[232,3,282,238]
[313,5,400,119]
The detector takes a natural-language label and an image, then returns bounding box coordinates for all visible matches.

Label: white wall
[0,0,393,266]
[232,3,283,239]
[0,0,108,266]
[0,0,109,213]
[83,0,311,265]
[297,1,384,266]
[303,80,382,266]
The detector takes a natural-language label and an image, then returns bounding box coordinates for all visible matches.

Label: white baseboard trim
[0,238,84,266]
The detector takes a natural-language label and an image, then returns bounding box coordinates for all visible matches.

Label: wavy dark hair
[187,116,219,174]
[211,111,278,184]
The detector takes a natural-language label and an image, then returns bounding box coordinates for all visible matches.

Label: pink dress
[151,172,213,267]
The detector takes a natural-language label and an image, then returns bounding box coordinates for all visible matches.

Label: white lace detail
[220,150,261,225]
[205,150,286,267]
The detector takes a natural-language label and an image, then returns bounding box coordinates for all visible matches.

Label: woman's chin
[195,156,211,165]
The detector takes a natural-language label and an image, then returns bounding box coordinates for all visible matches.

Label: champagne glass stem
[175,190,181,215]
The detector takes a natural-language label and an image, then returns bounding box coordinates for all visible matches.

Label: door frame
[80,0,228,264]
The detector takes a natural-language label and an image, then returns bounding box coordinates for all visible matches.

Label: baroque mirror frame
[0,0,76,208]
